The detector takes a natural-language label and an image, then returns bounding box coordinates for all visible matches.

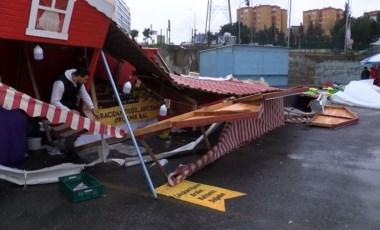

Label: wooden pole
[140,139,168,179]
[24,44,52,143]
[200,126,211,150]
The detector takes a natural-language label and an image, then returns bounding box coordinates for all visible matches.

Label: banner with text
[156,180,246,212]
[98,101,160,126]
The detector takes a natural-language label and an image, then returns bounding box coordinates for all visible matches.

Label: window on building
[26,0,75,40]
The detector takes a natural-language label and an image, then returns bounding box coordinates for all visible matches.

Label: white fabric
[124,123,221,167]
[37,11,61,32]
[330,80,380,109]
[85,0,115,19]
[50,69,94,110]
[0,163,83,186]
[360,53,380,65]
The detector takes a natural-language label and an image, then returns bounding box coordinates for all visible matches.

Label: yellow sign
[155,180,246,212]
[98,102,160,126]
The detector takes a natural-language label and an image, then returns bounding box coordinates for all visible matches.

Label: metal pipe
[100,51,157,199]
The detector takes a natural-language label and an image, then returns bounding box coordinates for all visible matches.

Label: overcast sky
[126,0,378,44]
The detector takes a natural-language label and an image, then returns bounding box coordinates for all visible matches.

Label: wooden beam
[200,126,211,150]
[194,110,251,116]
[24,44,52,143]
[132,120,172,138]
[263,86,308,100]
[197,100,234,112]
[172,111,261,128]
[140,139,168,178]
[232,93,264,103]
[85,48,101,91]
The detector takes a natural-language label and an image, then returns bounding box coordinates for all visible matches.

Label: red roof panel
[169,73,280,96]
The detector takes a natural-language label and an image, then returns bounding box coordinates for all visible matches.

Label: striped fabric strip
[168,98,284,186]
[0,83,126,138]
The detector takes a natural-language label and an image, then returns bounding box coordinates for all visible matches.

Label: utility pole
[189,9,196,43]
[205,0,232,44]
[287,0,292,48]
[344,0,350,53]
[168,19,171,44]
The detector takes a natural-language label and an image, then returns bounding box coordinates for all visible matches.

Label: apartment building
[106,0,131,34]
[303,7,343,37]
[237,5,287,34]
[364,10,380,21]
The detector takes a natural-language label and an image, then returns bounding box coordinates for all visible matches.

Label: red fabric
[167,98,284,186]
[370,68,380,86]
[370,68,379,79]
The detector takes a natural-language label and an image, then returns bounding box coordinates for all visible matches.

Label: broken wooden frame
[310,105,359,128]
[77,84,307,188]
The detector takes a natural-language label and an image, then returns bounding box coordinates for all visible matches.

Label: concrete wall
[315,62,363,85]
[158,46,205,74]
[199,45,289,86]
[158,45,366,87]
[288,52,365,86]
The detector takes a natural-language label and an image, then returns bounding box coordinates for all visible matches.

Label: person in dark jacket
[50,67,99,118]
[50,68,99,156]
[361,67,370,80]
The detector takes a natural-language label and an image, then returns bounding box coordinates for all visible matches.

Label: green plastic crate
[59,172,103,203]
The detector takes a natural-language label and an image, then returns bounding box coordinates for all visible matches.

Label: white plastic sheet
[330,80,380,109]
[0,163,84,186]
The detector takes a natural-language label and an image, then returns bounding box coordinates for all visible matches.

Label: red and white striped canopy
[0,83,126,138]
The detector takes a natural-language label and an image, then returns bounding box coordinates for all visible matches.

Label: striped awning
[0,83,125,138]
[167,98,284,186]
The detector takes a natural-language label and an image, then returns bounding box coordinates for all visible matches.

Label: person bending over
[50,68,100,157]
[51,67,99,119]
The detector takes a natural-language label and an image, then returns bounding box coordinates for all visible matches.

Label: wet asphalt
[1,105,380,229]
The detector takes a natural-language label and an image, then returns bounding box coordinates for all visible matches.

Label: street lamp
[188,9,196,43]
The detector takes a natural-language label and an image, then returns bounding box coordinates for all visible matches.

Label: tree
[331,17,345,49]
[299,23,304,40]
[218,22,252,44]
[142,28,152,43]
[239,23,252,44]
[131,29,139,41]
[351,16,378,46]
[206,31,218,45]
[219,23,238,37]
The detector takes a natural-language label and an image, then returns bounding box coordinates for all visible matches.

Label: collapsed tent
[123,83,306,186]
[330,80,380,109]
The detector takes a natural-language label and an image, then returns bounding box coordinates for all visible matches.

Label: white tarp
[123,123,221,167]
[0,163,84,186]
[0,124,219,186]
[330,80,380,109]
